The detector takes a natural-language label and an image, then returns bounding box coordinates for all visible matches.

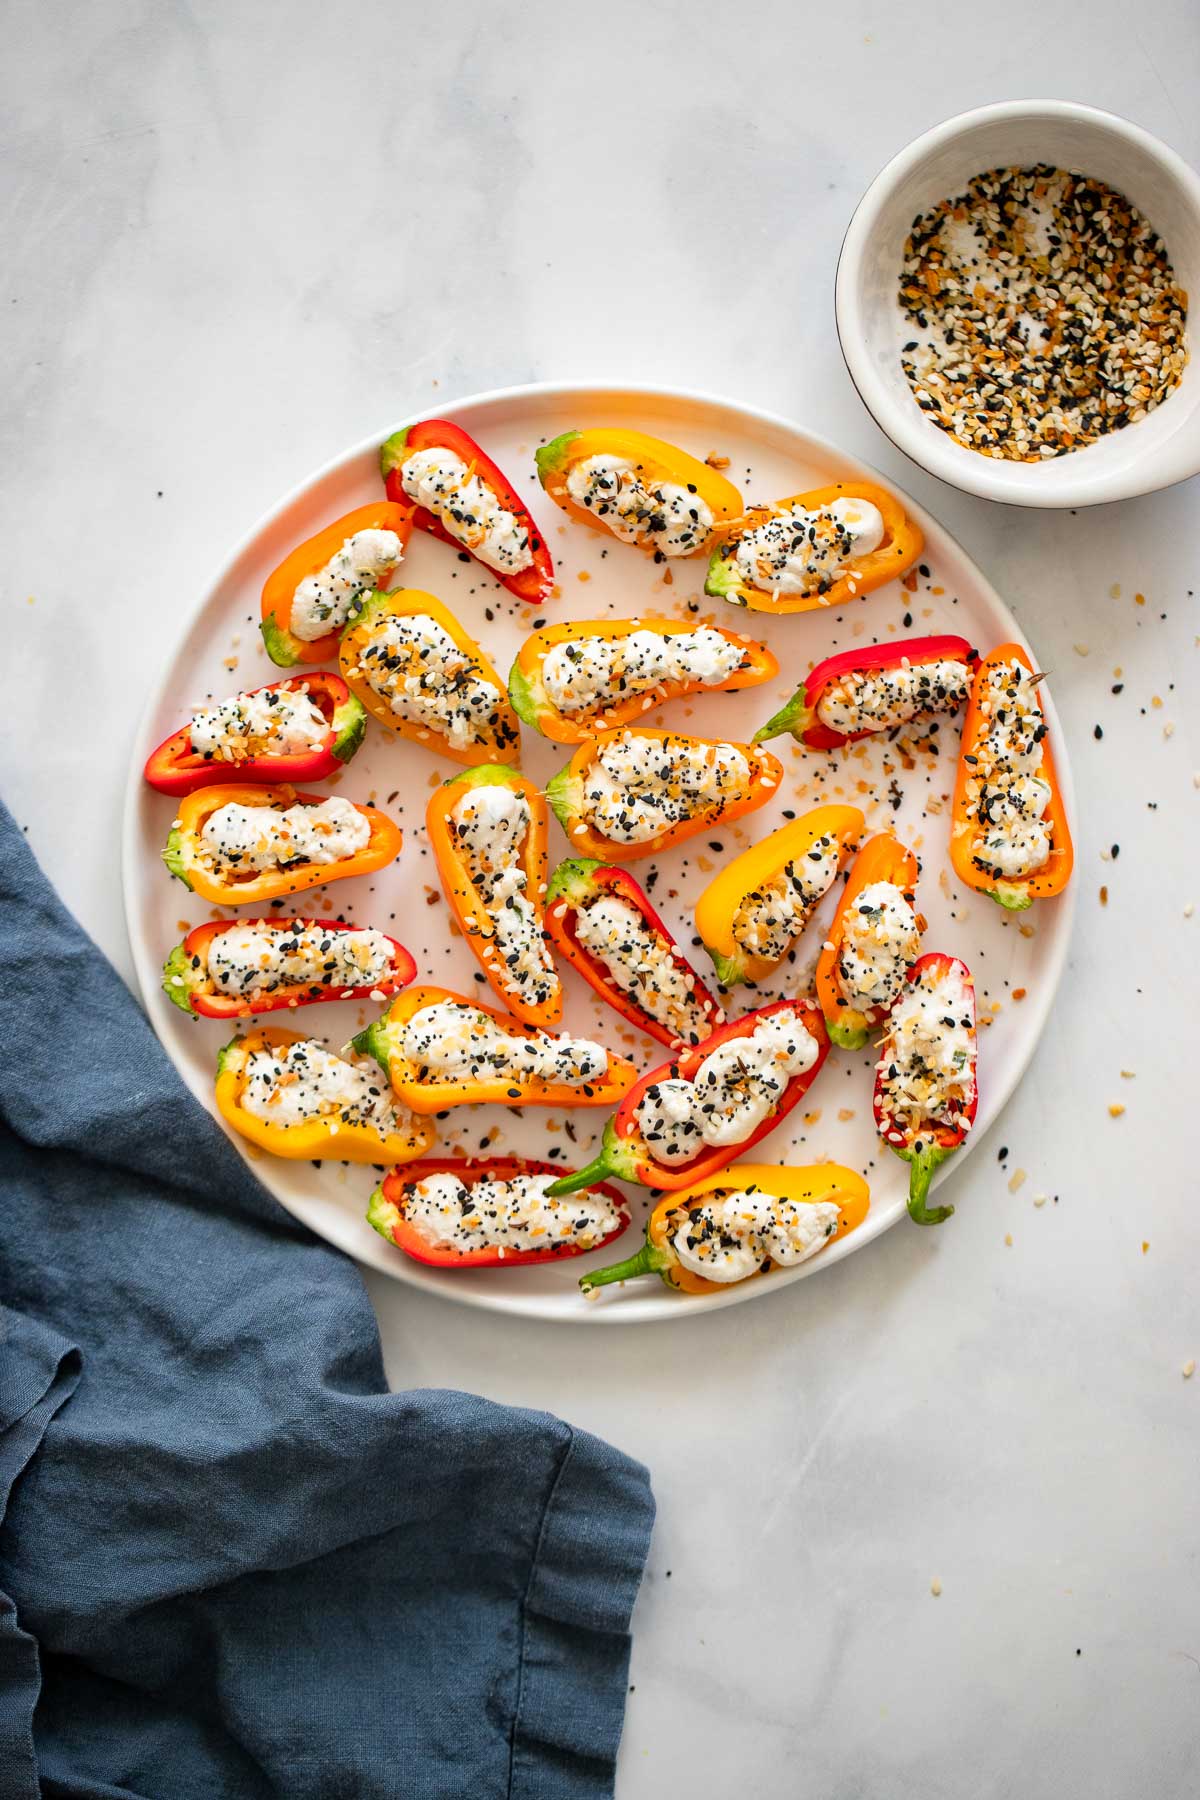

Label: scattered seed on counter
[1184,1361,1196,1380]
[1109,1103,1126,1118]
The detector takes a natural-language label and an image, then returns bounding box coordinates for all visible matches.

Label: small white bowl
[835,100,1200,507]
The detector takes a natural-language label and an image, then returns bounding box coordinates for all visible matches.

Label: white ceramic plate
[123,383,1075,1324]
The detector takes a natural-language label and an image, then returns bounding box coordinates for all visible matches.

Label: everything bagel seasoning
[899,165,1188,461]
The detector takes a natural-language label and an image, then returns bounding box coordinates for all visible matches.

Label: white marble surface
[5,3,1200,1794]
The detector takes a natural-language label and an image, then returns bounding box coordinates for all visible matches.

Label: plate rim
[121,379,1077,1325]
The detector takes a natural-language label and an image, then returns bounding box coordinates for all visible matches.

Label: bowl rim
[834,98,1200,508]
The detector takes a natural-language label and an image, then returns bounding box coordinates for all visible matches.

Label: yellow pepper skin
[214,1028,434,1165]
[580,1163,870,1298]
[695,804,864,987]
[535,429,743,557]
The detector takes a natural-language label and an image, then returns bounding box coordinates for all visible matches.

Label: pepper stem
[579,1239,671,1295]
[546,1120,634,1196]
[906,1141,954,1226]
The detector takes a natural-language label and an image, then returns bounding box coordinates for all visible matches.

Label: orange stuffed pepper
[535,429,742,559]
[705,481,922,615]
[261,502,411,666]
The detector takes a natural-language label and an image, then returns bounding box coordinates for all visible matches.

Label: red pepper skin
[547,998,830,1196]
[380,420,555,602]
[162,917,416,1018]
[366,1156,630,1268]
[545,858,725,1051]
[143,673,366,797]
[872,951,978,1227]
[754,635,977,751]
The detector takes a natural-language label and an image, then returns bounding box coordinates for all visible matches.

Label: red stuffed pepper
[754,635,977,751]
[873,952,978,1227]
[366,1156,630,1269]
[547,998,830,1196]
[162,917,416,1018]
[545,858,725,1051]
[380,419,554,602]
[143,673,366,798]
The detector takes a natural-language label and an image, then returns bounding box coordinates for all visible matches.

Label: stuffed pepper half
[705,481,922,614]
[380,418,554,602]
[339,588,520,766]
[815,833,922,1050]
[260,502,410,666]
[535,429,742,559]
[163,917,415,1018]
[950,644,1073,911]
[426,766,561,1027]
[367,1157,629,1268]
[162,784,401,906]
[873,952,978,1226]
[215,1027,433,1164]
[546,858,725,1051]
[352,986,637,1115]
[580,1162,869,1298]
[509,616,776,744]
[547,1000,830,1196]
[754,635,977,751]
[695,805,863,987]
[144,673,366,797]
[546,728,782,864]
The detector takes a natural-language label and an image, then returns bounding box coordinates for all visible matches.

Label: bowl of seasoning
[835,100,1200,506]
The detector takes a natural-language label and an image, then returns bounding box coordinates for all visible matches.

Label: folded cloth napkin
[0,802,654,1800]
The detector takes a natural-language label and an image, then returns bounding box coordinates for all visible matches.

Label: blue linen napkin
[0,802,654,1799]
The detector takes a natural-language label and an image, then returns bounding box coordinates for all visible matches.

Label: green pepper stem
[546,1149,613,1197]
[579,1239,671,1295]
[906,1141,954,1226]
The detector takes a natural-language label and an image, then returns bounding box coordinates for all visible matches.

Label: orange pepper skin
[695,804,864,987]
[351,985,637,1116]
[162,916,416,1019]
[425,766,561,1027]
[534,429,743,557]
[705,481,923,615]
[260,502,412,667]
[509,616,777,744]
[367,1156,630,1269]
[339,588,521,767]
[162,783,402,907]
[546,728,783,865]
[950,643,1074,912]
[815,832,922,1050]
[579,1162,870,1298]
[214,1027,434,1165]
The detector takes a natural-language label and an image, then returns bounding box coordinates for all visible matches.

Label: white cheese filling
[969,659,1052,878]
[815,657,972,736]
[200,796,370,874]
[565,454,714,556]
[670,1186,842,1283]
[290,529,402,641]
[581,730,752,846]
[399,447,533,575]
[734,497,884,597]
[634,1008,819,1167]
[207,923,395,998]
[350,613,504,752]
[242,1039,400,1134]
[541,628,744,716]
[837,880,921,1011]
[876,963,976,1141]
[401,1172,620,1257]
[402,1000,608,1089]
[731,832,843,963]
[190,685,329,761]
[573,893,722,1046]
[451,786,558,1009]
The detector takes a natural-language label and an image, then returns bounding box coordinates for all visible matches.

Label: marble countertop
[5,3,1199,1793]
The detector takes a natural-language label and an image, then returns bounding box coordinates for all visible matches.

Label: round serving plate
[123,383,1075,1324]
